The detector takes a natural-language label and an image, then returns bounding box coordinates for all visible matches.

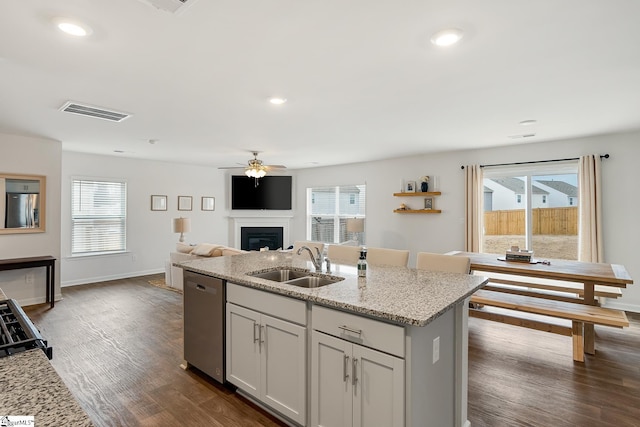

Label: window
[307,184,366,246]
[482,162,578,260]
[71,179,127,255]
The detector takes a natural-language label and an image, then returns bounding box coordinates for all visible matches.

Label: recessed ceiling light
[53,18,92,37]
[519,120,537,126]
[269,97,287,105]
[430,28,464,47]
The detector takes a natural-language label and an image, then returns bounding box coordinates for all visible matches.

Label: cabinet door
[311,331,353,427]
[260,314,307,425]
[226,303,261,399]
[352,344,405,427]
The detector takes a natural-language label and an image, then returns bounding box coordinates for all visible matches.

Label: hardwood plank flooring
[24,274,286,427]
[23,274,640,426]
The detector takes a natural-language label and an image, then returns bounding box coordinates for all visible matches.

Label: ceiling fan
[219,151,286,183]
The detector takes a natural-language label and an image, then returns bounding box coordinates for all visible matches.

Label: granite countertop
[0,349,94,426]
[178,251,488,327]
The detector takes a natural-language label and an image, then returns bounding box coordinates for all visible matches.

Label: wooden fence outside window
[484,207,578,235]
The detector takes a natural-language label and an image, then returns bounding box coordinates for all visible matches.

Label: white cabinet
[311,307,405,427]
[226,283,307,425]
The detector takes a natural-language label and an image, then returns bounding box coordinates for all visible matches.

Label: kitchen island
[178,251,487,427]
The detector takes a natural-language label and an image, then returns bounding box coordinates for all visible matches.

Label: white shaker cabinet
[311,307,405,427]
[226,283,307,425]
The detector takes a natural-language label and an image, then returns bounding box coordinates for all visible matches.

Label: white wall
[294,130,640,312]
[0,133,62,305]
[61,152,229,286]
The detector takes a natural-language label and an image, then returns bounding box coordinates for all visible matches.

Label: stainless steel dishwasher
[183,270,225,383]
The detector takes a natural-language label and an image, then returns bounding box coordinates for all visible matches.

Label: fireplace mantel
[229,215,292,250]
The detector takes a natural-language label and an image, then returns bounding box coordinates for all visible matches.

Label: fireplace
[241,227,284,251]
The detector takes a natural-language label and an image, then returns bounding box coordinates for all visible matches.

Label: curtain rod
[460,154,609,170]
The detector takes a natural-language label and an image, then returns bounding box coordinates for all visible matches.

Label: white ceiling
[2,0,640,170]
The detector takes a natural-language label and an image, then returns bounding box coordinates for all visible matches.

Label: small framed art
[151,195,167,211]
[405,181,416,193]
[424,197,433,210]
[178,196,193,211]
[201,196,215,211]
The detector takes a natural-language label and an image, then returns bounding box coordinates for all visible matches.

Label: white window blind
[71,179,127,255]
[307,184,366,245]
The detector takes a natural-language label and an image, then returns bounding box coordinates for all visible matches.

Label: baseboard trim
[61,268,164,287]
[602,300,640,314]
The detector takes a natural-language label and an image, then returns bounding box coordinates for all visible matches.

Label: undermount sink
[250,268,310,282]
[247,267,344,288]
[285,275,343,288]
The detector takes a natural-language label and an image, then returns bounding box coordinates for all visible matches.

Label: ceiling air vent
[59,101,132,123]
[135,0,199,14]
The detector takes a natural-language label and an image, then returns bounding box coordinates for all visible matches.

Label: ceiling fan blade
[264,165,287,169]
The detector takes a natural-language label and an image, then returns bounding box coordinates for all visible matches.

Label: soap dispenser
[358,247,367,277]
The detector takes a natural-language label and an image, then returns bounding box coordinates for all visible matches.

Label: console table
[0,256,56,308]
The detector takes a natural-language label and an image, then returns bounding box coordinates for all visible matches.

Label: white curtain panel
[464,165,484,252]
[578,155,603,262]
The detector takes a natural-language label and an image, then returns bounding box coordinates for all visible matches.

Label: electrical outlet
[25,273,35,285]
[432,336,440,364]
[132,254,137,262]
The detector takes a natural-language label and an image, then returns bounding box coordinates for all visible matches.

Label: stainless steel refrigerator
[5,193,39,228]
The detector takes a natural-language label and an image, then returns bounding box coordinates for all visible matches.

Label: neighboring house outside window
[307,184,366,246]
[482,164,578,260]
[71,178,127,255]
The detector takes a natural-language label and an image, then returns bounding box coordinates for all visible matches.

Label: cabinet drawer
[312,305,405,358]
[227,282,307,326]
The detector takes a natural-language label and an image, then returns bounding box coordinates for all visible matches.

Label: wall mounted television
[231,175,292,210]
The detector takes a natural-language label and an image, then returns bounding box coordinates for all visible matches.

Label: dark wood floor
[24,275,640,427]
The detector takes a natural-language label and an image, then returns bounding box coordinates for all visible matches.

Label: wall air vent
[59,101,132,122]
[135,0,199,14]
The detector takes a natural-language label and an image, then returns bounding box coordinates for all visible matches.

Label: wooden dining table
[449,251,634,355]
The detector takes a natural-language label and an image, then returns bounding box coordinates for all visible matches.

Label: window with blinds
[71,179,127,255]
[307,184,366,245]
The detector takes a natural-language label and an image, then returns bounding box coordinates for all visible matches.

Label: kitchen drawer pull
[338,325,362,335]
[196,284,206,291]
[343,355,350,382]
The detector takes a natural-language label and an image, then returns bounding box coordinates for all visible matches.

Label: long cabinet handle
[338,325,362,335]
[260,325,265,344]
[343,355,350,382]
[352,358,358,386]
[253,322,260,343]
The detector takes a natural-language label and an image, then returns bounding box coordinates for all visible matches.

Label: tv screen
[231,175,292,210]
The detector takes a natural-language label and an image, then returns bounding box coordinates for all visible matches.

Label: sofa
[168,242,247,290]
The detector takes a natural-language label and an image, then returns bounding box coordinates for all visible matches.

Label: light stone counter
[178,251,487,327]
[0,349,94,426]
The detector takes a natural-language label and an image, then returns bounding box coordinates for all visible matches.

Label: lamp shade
[173,217,191,233]
[173,217,191,242]
[346,218,364,233]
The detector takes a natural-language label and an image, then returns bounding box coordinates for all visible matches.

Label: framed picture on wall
[178,196,193,211]
[151,195,167,211]
[201,196,215,211]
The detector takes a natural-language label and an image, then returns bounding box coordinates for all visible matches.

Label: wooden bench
[470,289,629,362]
[477,271,623,303]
